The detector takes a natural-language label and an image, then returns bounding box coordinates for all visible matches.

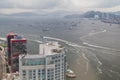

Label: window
[22,70,26,76]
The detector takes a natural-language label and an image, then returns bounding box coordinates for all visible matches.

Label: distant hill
[1,10,71,18]
[0,12,40,17]
[0,13,8,16]
[64,11,102,18]
[64,14,82,18]
[64,11,120,19]
[0,10,120,19]
[82,11,102,18]
[8,12,39,16]
[112,11,120,15]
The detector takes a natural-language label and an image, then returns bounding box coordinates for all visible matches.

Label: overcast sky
[0,0,120,14]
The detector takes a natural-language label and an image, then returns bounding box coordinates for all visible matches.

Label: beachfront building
[19,42,66,80]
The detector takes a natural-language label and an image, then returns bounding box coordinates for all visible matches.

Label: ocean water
[0,16,120,80]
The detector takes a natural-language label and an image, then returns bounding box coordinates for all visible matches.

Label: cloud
[0,0,64,9]
[0,0,120,14]
[96,0,120,8]
[0,8,34,14]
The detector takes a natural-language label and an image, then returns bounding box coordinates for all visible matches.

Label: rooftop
[19,42,64,59]
[39,42,64,56]
[11,35,27,43]
[11,35,26,40]
[7,32,17,36]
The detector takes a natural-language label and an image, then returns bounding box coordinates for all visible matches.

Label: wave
[43,36,83,48]
[80,29,106,39]
[83,42,120,51]
[0,37,6,41]
[34,40,43,43]
[82,52,89,74]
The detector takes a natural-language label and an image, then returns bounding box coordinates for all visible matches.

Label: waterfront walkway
[0,37,6,42]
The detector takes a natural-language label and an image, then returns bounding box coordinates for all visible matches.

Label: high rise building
[19,42,66,80]
[0,46,6,79]
[7,32,17,65]
[11,35,27,73]
[0,55,3,79]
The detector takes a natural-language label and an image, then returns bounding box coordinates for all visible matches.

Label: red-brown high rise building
[11,35,27,73]
[7,32,17,65]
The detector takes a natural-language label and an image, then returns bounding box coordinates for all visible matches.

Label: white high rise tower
[19,42,66,80]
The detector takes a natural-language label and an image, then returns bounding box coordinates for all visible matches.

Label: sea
[0,16,120,80]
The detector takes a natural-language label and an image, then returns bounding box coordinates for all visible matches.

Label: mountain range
[64,11,120,19]
[0,10,120,19]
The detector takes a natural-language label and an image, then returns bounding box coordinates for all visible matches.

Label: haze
[0,0,120,14]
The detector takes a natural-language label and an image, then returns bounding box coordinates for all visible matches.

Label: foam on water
[43,36,83,48]
[82,52,89,74]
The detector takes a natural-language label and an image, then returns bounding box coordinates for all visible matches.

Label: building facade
[11,35,27,73]
[0,55,3,79]
[19,42,66,80]
[7,32,17,65]
[0,46,6,79]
